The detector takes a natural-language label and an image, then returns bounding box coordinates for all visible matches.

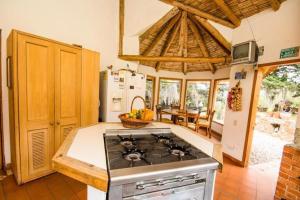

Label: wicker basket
[119,96,152,128]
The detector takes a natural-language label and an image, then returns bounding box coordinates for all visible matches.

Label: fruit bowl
[119,96,153,128]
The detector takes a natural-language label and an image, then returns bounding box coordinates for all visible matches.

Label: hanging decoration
[227,81,242,111]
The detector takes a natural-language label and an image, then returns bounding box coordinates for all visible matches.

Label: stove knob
[177,177,183,182]
[158,181,164,186]
[136,185,144,190]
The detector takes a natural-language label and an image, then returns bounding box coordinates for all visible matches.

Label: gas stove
[104,128,219,200]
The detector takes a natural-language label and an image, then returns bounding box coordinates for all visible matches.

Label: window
[185,80,211,114]
[213,79,230,124]
[158,78,182,108]
[145,76,156,110]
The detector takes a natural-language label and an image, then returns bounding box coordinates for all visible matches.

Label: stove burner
[170,149,185,157]
[118,135,136,147]
[151,134,172,144]
[167,143,190,160]
[124,152,142,162]
[122,148,152,167]
[105,131,211,170]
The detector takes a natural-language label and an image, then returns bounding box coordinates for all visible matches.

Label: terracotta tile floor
[214,158,279,200]
[0,157,279,200]
[0,173,86,200]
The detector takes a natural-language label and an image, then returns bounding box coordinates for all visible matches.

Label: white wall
[232,0,300,64]
[0,0,120,164]
[222,65,255,160]
[222,0,300,161]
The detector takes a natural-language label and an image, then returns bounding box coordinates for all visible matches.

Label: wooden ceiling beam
[269,0,281,11]
[187,18,216,73]
[159,0,236,28]
[194,16,231,52]
[119,0,125,55]
[156,20,181,72]
[214,0,241,27]
[142,13,181,56]
[119,55,230,63]
[140,7,180,43]
[178,11,188,74]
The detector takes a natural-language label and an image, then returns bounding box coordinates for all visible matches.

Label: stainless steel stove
[104,128,219,200]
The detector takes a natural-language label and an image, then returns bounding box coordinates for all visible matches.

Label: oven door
[123,182,205,200]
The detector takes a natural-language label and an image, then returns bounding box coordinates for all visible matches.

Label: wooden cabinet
[7,30,100,184]
[17,34,55,182]
[81,49,100,126]
[54,45,82,151]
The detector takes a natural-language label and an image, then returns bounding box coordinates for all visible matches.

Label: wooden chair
[171,104,185,124]
[156,105,173,124]
[196,110,215,138]
[171,104,180,109]
[180,112,200,131]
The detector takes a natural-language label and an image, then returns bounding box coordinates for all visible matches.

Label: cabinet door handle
[49,122,54,126]
[56,122,60,125]
[6,57,12,88]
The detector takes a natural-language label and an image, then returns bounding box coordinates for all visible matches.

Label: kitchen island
[53,122,222,200]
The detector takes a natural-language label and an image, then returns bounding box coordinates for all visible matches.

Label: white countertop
[67,122,222,170]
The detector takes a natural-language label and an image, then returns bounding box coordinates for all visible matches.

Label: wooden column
[0,29,3,170]
[119,0,125,55]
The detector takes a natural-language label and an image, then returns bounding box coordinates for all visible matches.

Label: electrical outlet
[226,144,235,150]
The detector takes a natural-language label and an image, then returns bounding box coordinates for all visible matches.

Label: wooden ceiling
[120,0,285,74]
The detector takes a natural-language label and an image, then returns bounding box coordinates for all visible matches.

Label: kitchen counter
[52,122,222,200]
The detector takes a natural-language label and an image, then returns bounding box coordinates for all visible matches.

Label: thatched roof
[138,0,285,73]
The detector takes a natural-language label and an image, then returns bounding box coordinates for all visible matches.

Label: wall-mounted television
[232,41,258,65]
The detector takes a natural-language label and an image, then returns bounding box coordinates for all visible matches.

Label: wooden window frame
[211,78,230,125]
[146,75,156,110]
[184,79,212,115]
[157,77,183,108]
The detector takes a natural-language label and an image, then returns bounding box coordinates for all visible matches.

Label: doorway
[243,59,300,168]
[249,64,299,170]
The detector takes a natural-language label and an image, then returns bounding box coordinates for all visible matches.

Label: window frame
[212,78,230,125]
[184,79,212,115]
[145,75,156,110]
[157,77,183,108]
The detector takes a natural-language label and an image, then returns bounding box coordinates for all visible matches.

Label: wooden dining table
[161,108,207,124]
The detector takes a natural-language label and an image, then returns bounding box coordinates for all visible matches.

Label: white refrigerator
[100,69,146,122]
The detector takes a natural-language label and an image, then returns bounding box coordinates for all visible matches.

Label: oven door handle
[136,175,205,190]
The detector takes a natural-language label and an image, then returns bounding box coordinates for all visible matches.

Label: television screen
[233,43,249,60]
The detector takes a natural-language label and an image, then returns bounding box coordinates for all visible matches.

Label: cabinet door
[81,49,100,126]
[17,34,55,182]
[55,45,81,151]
